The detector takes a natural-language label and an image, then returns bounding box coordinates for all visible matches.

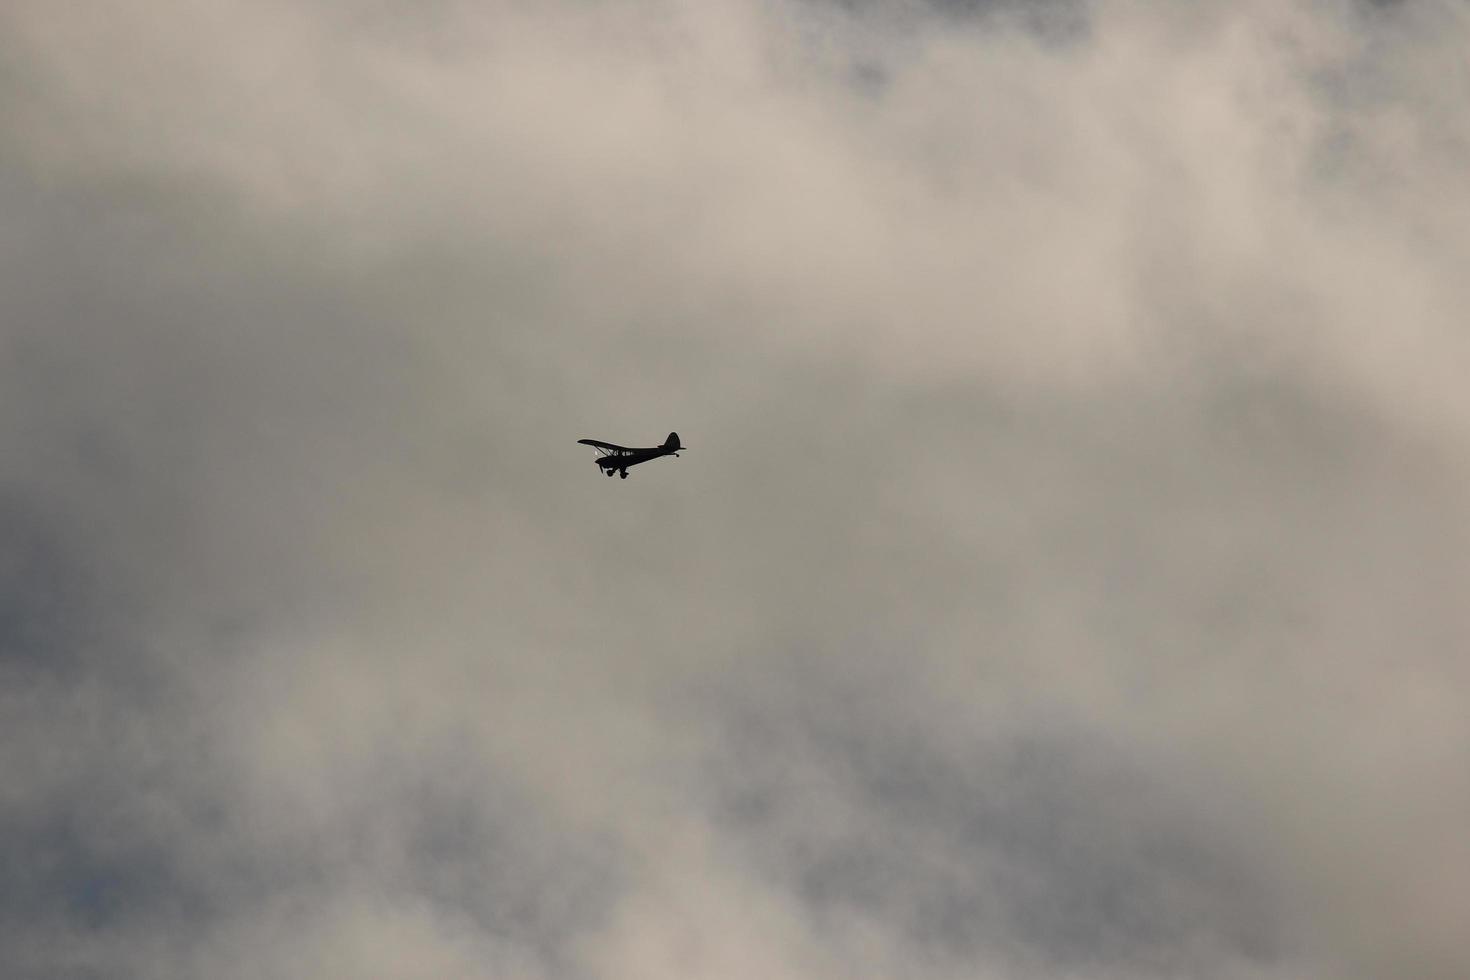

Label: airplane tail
[663,432,681,451]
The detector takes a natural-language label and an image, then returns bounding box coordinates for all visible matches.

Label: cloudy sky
[3,1,1468,977]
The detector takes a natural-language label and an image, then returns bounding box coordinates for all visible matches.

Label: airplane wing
[577,439,633,457]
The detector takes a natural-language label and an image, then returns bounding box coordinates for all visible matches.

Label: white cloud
[1,2,1467,977]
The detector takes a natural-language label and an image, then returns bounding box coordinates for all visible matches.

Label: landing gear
[619,469,628,479]
[605,467,614,477]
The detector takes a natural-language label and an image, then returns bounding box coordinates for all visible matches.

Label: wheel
[619,470,628,479]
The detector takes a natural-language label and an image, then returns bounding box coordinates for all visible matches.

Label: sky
[2,1,1468,977]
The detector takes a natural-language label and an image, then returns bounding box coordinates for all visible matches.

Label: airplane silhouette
[578,432,683,479]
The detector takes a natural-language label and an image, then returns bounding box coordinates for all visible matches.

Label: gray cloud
[2,1,1468,977]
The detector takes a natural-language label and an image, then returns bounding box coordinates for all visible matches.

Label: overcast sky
[3,1,1468,978]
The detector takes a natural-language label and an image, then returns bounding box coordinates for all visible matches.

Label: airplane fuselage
[597,446,677,474]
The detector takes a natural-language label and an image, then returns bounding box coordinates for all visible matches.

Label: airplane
[578,432,684,479]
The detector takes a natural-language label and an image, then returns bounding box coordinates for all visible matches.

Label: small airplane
[578,432,684,479]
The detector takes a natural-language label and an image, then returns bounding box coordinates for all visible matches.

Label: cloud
[1,1,1467,977]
